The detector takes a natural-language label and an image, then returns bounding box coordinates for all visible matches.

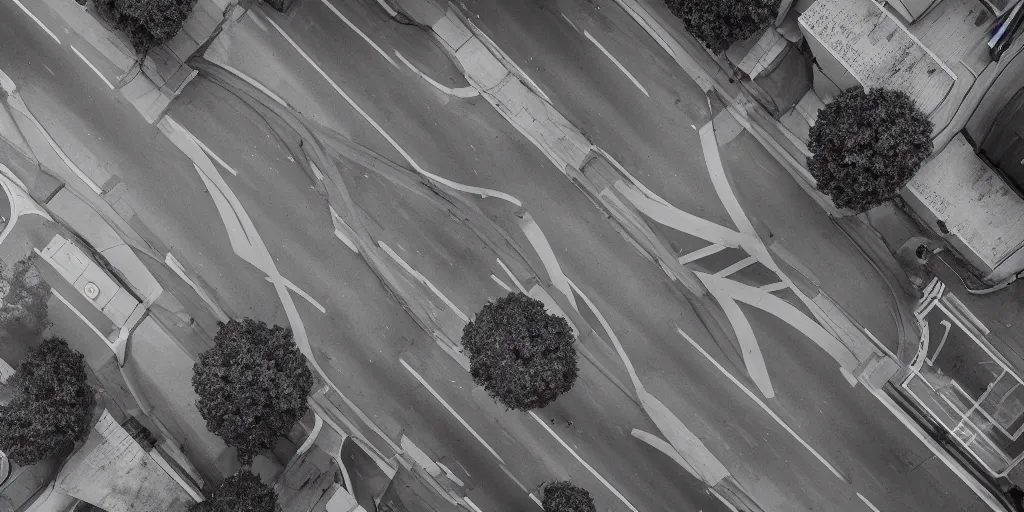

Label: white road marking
[567,277,640,392]
[714,255,756,278]
[247,10,269,32]
[760,281,788,293]
[329,206,359,253]
[590,146,670,207]
[528,411,639,512]
[70,45,113,89]
[496,258,527,294]
[213,62,289,108]
[857,493,882,512]
[560,13,579,32]
[583,30,649,97]
[51,288,109,344]
[188,130,239,176]
[399,358,506,464]
[679,243,726,264]
[436,461,465,487]
[319,0,399,69]
[529,493,543,508]
[334,229,358,252]
[465,496,485,512]
[310,160,324,180]
[11,0,61,44]
[490,274,512,292]
[708,488,740,512]
[677,328,847,481]
[379,241,469,322]
[264,276,325,313]
[395,50,479,98]
[6,95,102,195]
[165,253,230,323]
[263,13,522,207]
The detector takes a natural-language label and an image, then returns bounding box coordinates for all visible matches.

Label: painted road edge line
[165,253,230,323]
[529,493,543,508]
[677,327,848,482]
[583,30,649,97]
[70,45,114,90]
[12,0,61,44]
[399,358,506,464]
[527,411,639,512]
[319,0,398,68]
[857,493,882,512]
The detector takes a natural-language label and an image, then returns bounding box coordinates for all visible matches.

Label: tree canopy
[543,481,596,512]
[189,470,281,512]
[95,0,198,55]
[461,292,578,411]
[808,86,933,212]
[664,0,781,54]
[0,338,95,466]
[0,256,51,357]
[192,319,314,466]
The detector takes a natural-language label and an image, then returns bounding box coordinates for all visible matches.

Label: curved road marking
[677,328,848,482]
[399,358,506,464]
[319,0,399,69]
[527,411,639,512]
[263,276,325,314]
[395,50,479,98]
[583,30,649,97]
[262,13,522,207]
[10,0,61,44]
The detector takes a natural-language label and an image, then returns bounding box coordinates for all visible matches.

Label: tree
[0,256,51,356]
[460,293,578,411]
[94,0,198,55]
[192,319,314,465]
[542,481,596,512]
[664,0,781,54]
[189,470,281,512]
[0,338,95,466]
[808,86,933,212]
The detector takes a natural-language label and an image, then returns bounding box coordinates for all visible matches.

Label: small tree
[94,0,198,55]
[189,470,281,512]
[192,319,314,466]
[0,256,51,358]
[0,338,95,466]
[808,86,933,212]
[543,481,596,512]
[664,0,781,54]
[461,293,578,411]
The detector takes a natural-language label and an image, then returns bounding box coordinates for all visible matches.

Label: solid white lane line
[379,241,469,323]
[189,131,239,176]
[51,288,109,344]
[11,0,61,44]
[857,493,882,512]
[490,274,512,293]
[319,0,399,69]
[679,243,726,264]
[395,50,479,98]
[529,493,543,508]
[264,276,325,313]
[560,13,579,32]
[262,14,522,207]
[583,30,649,97]
[464,496,485,512]
[399,358,507,464]
[496,258,527,294]
[70,45,113,89]
[677,328,847,482]
[165,253,230,323]
[527,411,639,512]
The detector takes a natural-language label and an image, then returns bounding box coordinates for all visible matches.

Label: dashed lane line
[583,30,649,97]
[10,0,61,44]
[319,0,399,68]
[70,45,113,89]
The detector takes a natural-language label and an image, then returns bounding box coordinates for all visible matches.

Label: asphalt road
[0,0,996,510]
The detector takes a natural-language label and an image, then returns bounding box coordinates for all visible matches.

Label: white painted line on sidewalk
[584,30,649,97]
[560,13,579,32]
[263,13,523,207]
[528,411,639,512]
[395,50,479,98]
[11,0,61,44]
[320,0,399,69]
[529,493,543,508]
[379,240,469,323]
[496,258,527,294]
[857,493,882,512]
[464,496,485,512]
[679,243,726,264]
[70,45,114,89]
[490,274,512,292]
[51,288,109,344]
[399,358,507,464]
[677,328,848,482]
[264,276,325,313]
[165,253,230,323]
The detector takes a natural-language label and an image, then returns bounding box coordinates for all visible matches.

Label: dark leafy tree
[543,481,596,512]
[0,338,95,466]
[192,319,314,466]
[189,470,281,512]
[664,0,781,54]
[94,0,198,55]
[808,86,933,212]
[461,293,578,411]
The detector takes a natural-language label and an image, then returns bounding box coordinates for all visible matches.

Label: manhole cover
[83,282,100,300]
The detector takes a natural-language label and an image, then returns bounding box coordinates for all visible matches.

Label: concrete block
[455,38,509,90]
[432,11,472,49]
[102,288,139,327]
[73,259,121,309]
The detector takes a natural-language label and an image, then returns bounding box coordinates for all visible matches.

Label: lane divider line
[527,411,639,512]
[464,496,485,512]
[263,276,325,313]
[11,0,61,44]
[496,258,527,294]
[165,253,230,323]
[379,240,469,323]
[560,13,579,32]
[319,0,399,69]
[857,493,882,512]
[529,493,543,508]
[70,45,113,89]
[490,274,512,293]
[583,30,650,97]
[262,13,522,207]
[399,358,507,464]
[677,328,848,482]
